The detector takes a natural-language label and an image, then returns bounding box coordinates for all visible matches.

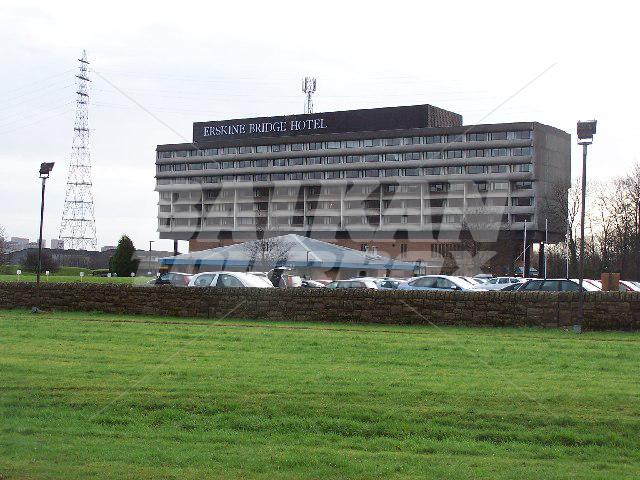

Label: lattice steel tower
[59,50,97,250]
[302,77,316,114]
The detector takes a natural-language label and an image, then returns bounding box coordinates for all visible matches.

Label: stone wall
[0,282,639,331]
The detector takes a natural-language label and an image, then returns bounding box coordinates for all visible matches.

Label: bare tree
[0,225,7,266]
[241,229,293,272]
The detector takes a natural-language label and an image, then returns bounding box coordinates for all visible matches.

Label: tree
[109,235,140,277]
[242,229,293,272]
[22,249,59,273]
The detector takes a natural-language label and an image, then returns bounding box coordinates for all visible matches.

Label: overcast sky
[1,0,638,252]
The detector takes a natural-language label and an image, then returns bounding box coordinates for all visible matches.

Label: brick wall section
[0,283,639,330]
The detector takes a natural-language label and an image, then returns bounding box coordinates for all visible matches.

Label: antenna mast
[59,50,98,250]
[301,77,316,114]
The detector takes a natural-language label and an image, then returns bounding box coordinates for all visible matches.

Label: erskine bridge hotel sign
[191,105,464,145]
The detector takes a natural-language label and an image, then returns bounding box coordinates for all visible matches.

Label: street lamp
[33,162,54,313]
[575,120,597,333]
[148,240,155,276]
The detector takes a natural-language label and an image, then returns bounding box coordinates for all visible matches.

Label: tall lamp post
[148,240,154,276]
[34,162,55,313]
[575,120,597,333]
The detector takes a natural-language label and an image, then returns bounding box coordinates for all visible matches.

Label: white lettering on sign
[202,118,327,138]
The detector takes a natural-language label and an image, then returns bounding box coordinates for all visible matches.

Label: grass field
[1,310,639,479]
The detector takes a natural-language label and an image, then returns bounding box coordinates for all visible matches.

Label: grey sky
[1,0,637,252]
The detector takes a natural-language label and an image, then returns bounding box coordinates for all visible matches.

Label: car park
[325,279,379,289]
[151,272,192,286]
[398,275,476,291]
[188,271,273,288]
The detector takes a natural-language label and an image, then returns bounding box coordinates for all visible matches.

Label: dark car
[152,272,192,286]
[517,279,598,292]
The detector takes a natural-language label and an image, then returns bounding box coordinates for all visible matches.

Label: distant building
[101,246,117,252]
[51,239,64,249]
[5,237,29,253]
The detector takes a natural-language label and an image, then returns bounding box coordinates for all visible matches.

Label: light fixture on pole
[33,162,55,313]
[148,240,154,276]
[575,119,597,334]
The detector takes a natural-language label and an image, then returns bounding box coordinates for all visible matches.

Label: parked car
[267,267,302,288]
[621,280,640,292]
[476,277,523,290]
[325,279,379,289]
[188,271,273,288]
[301,279,325,288]
[346,277,401,289]
[151,272,192,286]
[498,282,525,291]
[518,279,600,292]
[398,275,476,291]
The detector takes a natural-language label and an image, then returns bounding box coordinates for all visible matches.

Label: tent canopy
[160,234,419,272]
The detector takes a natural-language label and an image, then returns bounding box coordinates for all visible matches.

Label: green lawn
[0,310,638,479]
[0,274,149,285]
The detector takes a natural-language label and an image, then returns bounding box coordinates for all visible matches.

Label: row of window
[162,213,534,228]
[158,131,532,158]
[157,147,533,172]
[157,167,533,185]
[161,196,534,215]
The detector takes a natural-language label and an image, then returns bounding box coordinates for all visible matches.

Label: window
[271,173,285,181]
[424,167,441,175]
[385,168,401,177]
[344,170,359,178]
[216,274,244,288]
[290,143,304,151]
[400,243,408,256]
[193,274,216,287]
[343,140,359,148]
[325,156,341,164]
[513,130,532,139]
[491,181,509,191]
[490,132,508,140]
[236,160,251,168]
[466,149,487,158]
[346,155,362,163]
[426,135,441,144]
[444,214,462,224]
[512,197,533,206]
[426,151,443,160]
[289,172,303,180]
[513,147,533,156]
[364,138,382,147]
[467,132,487,141]
[385,153,401,162]
[254,159,269,168]
[326,141,341,149]
[253,174,268,181]
[255,145,268,153]
[306,171,324,180]
[513,181,533,190]
[513,214,533,222]
[308,142,322,150]
[446,150,463,159]
[288,158,304,166]
[404,168,420,176]
[446,134,464,143]
[384,138,402,146]
[160,151,172,159]
[516,163,532,172]
[273,158,287,167]
[238,146,253,154]
[221,175,234,181]
[175,150,188,157]
[157,164,172,172]
[204,148,218,156]
[174,163,187,171]
[221,161,234,169]
[491,148,509,157]
[404,137,421,145]
[467,165,486,174]
[364,169,380,177]
[446,166,463,174]
[221,147,238,155]
[473,182,488,192]
[306,157,322,165]
[365,154,381,162]
[325,171,341,179]
[430,183,448,193]
[490,164,508,173]
[450,183,464,192]
[270,144,285,152]
[237,174,251,182]
[405,152,421,161]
